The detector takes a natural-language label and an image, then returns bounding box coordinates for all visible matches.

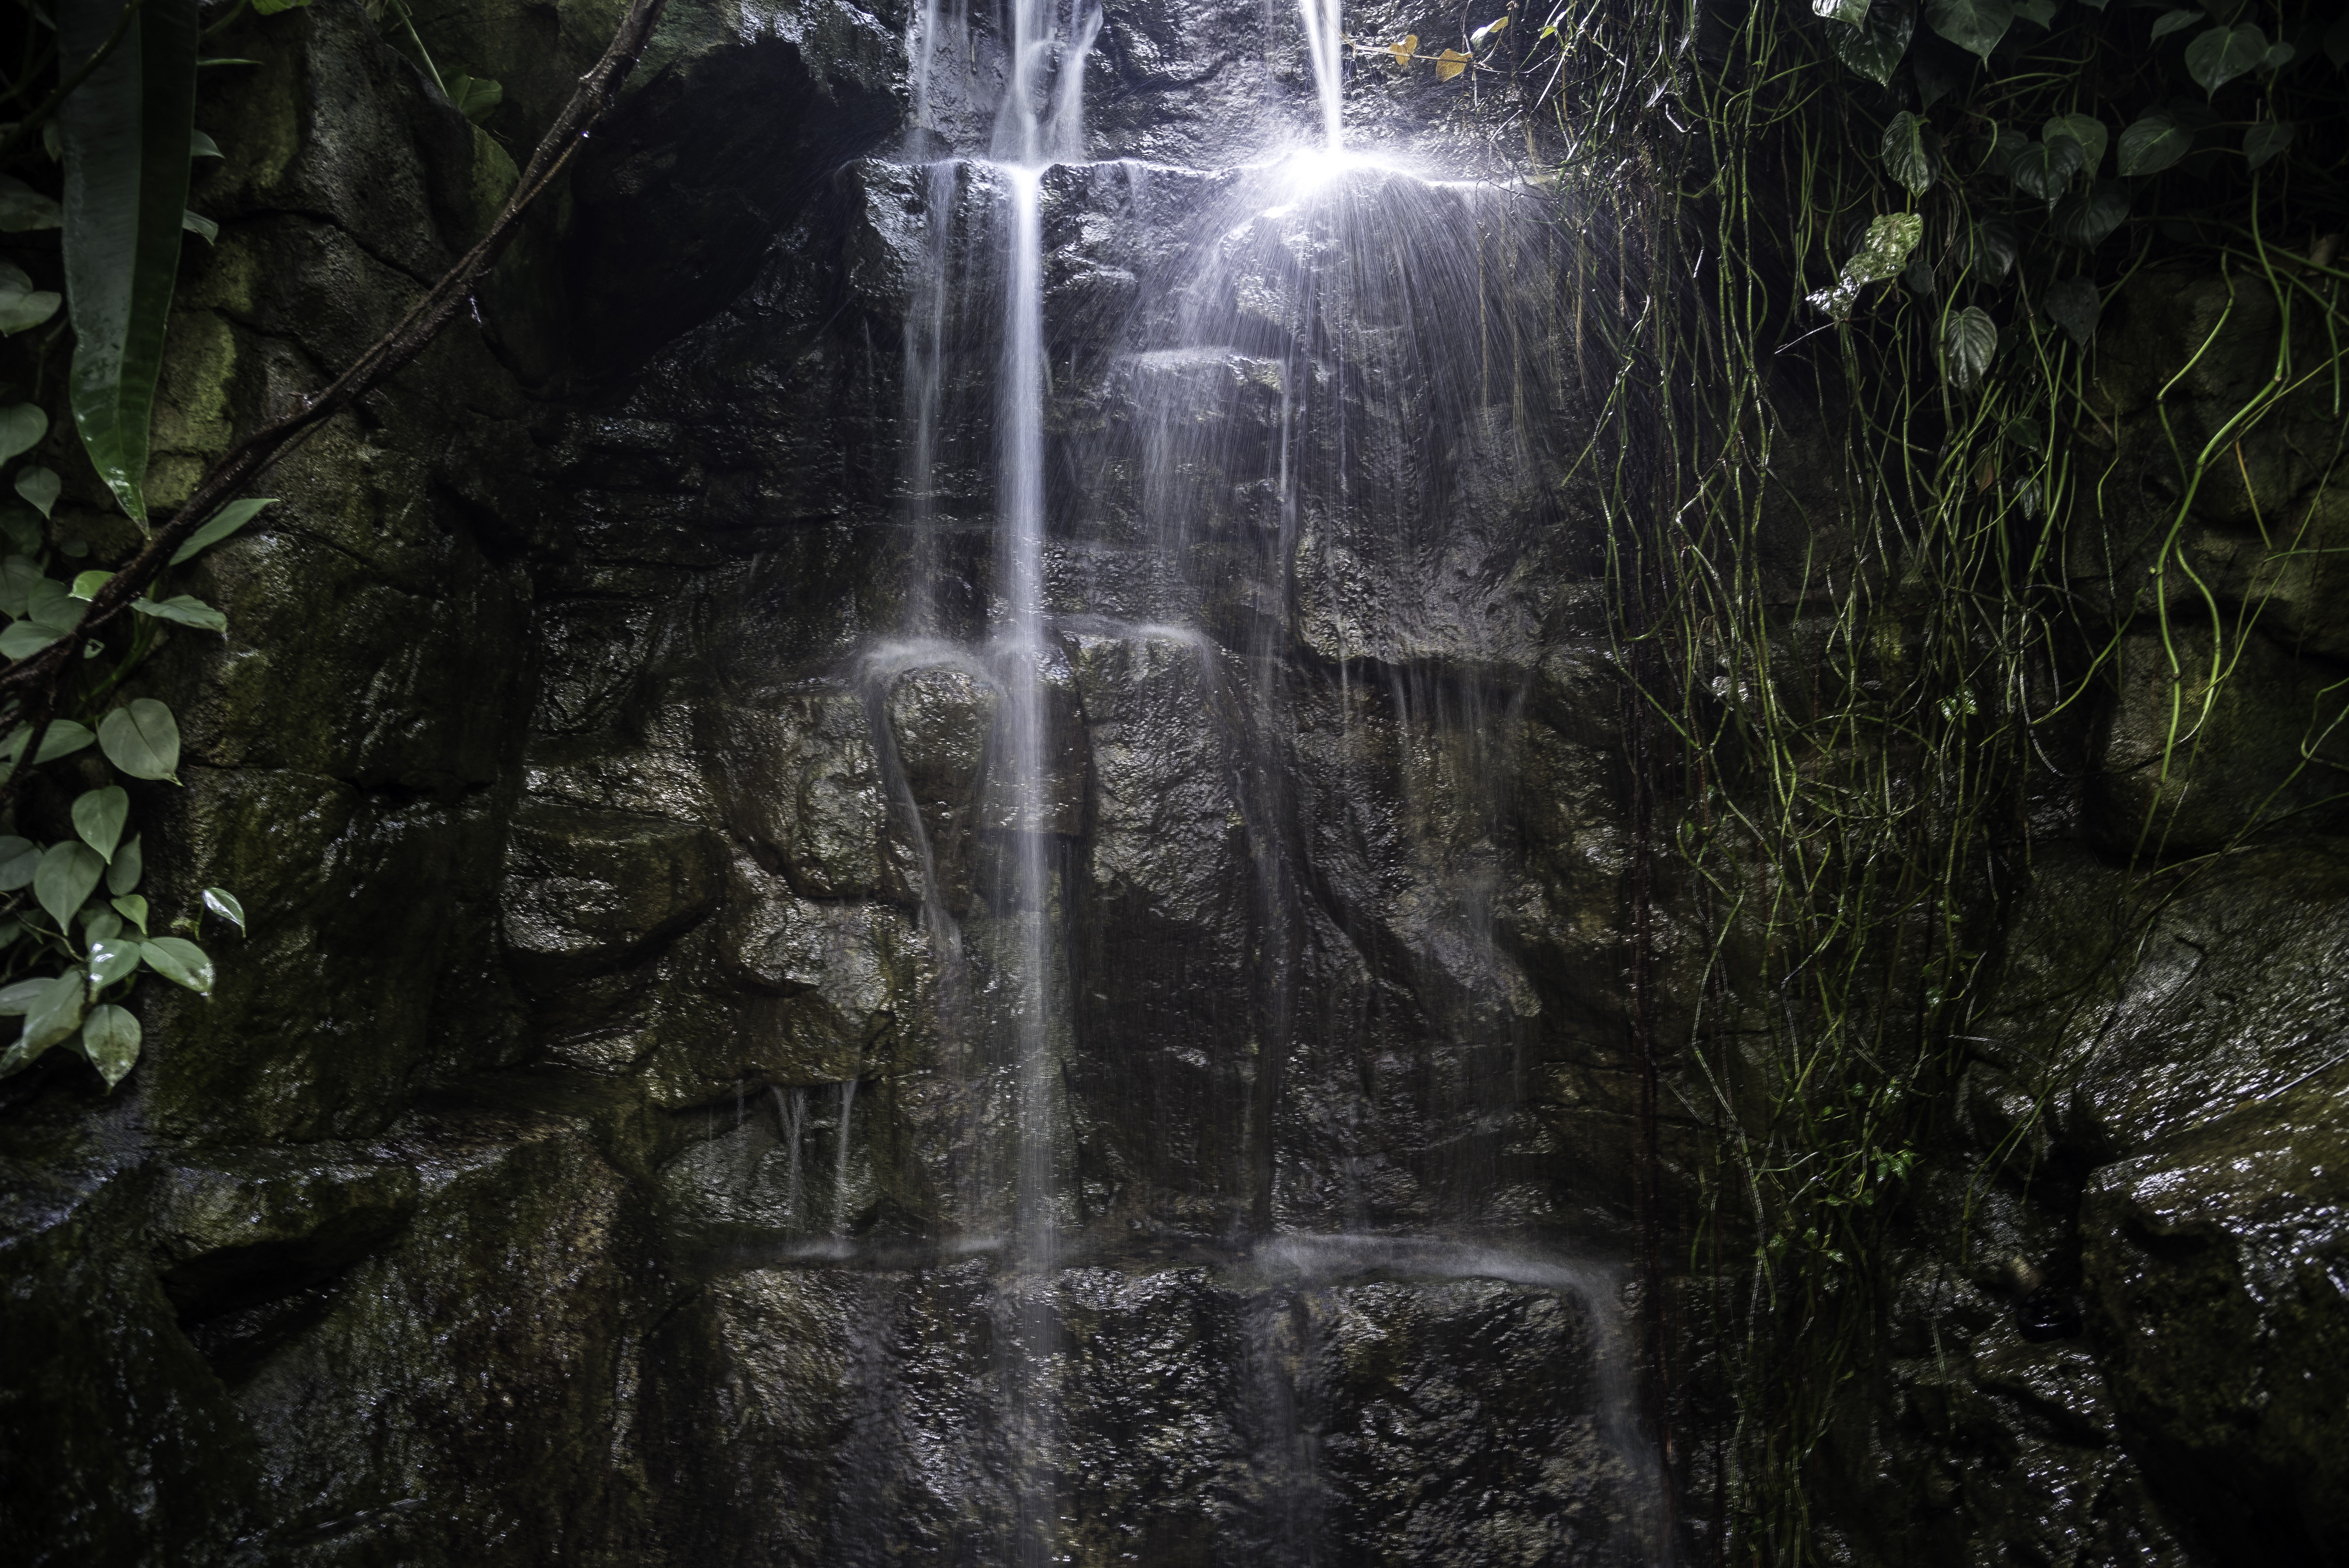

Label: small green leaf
[2042,113,2108,172]
[1944,305,1998,389]
[2042,276,2101,346]
[99,700,182,783]
[0,556,38,617]
[2117,112,2192,176]
[2184,24,2267,95]
[26,577,82,635]
[131,595,228,634]
[2244,120,2293,170]
[202,887,245,933]
[168,497,276,565]
[84,907,122,943]
[0,835,36,891]
[34,841,106,931]
[14,466,60,520]
[191,130,223,160]
[2052,181,2129,248]
[80,1003,141,1087]
[0,262,60,336]
[108,836,143,897]
[0,403,47,465]
[0,175,63,233]
[1926,0,2014,62]
[3,719,96,769]
[1807,212,1925,317]
[20,967,87,1055]
[111,893,149,932]
[1880,111,1937,194]
[0,620,64,660]
[182,209,219,244]
[88,936,141,992]
[2148,8,2199,40]
[1829,0,1914,84]
[70,570,112,600]
[72,786,130,862]
[2260,40,2294,72]
[139,936,214,995]
[0,978,44,1015]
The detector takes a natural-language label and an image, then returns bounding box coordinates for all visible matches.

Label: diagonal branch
[0,0,672,729]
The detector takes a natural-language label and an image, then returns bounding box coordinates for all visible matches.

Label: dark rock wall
[2,3,2344,1566]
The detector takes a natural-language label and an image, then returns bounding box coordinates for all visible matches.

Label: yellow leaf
[1435,47,1470,80]
[1387,33,1418,66]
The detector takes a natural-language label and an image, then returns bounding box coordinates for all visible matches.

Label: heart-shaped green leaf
[80,1002,140,1087]
[2149,8,2200,39]
[139,936,213,995]
[72,785,129,861]
[1926,0,2013,61]
[2244,120,2293,170]
[34,841,105,931]
[20,967,86,1055]
[1830,0,1915,84]
[2042,113,2108,172]
[0,175,62,233]
[88,936,140,992]
[0,835,36,891]
[203,886,245,933]
[2117,112,2191,176]
[2052,181,2130,247]
[0,403,46,465]
[111,893,149,932]
[0,261,61,336]
[99,699,181,782]
[2184,23,2267,94]
[2,718,95,771]
[107,835,142,896]
[131,595,227,633]
[0,619,63,660]
[2009,137,2084,208]
[13,466,59,520]
[2042,276,2101,346]
[1944,305,1999,389]
[0,978,44,1015]
[1814,0,1871,22]
[1881,111,1938,193]
[168,496,276,566]
[83,907,121,944]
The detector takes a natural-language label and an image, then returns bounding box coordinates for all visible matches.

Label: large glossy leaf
[2009,138,2083,208]
[1881,111,1937,193]
[139,936,214,995]
[72,785,130,861]
[2183,24,2266,95]
[1814,0,1871,22]
[1830,0,1915,84]
[1807,212,1924,316]
[2052,181,2130,247]
[99,698,180,782]
[168,496,276,565]
[1926,0,2013,61]
[34,841,106,931]
[88,937,141,992]
[2042,113,2108,172]
[203,886,245,932]
[59,0,201,526]
[1944,306,1998,389]
[2117,112,2191,176]
[80,1002,140,1087]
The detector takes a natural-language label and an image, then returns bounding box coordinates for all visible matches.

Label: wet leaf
[1807,212,1923,316]
[1469,15,1510,47]
[0,978,43,1015]
[2183,24,2267,95]
[1830,0,1914,83]
[1386,33,1419,66]
[108,836,143,897]
[182,208,218,244]
[34,841,105,932]
[2042,112,2108,172]
[2042,276,2101,346]
[203,886,245,933]
[0,403,47,465]
[1881,111,1937,193]
[1944,305,1998,389]
[1926,0,2013,62]
[2051,181,2129,247]
[168,496,276,565]
[80,1003,140,1087]
[88,937,140,992]
[2244,119,2292,170]
[72,785,129,862]
[1814,0,1871,23]
[131,594,228,633]
[1435,48,1470,80]
[21,968,87,1055]
[99,699,181,782]
[139,936,213,995]
[70,570,111,600]
[2009,137,2083,208]
[2117,112,2191,176]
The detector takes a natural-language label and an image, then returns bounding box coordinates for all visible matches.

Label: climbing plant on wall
[1374,0,2349,1556]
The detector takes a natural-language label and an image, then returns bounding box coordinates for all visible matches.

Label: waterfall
[1297,0,1347,150]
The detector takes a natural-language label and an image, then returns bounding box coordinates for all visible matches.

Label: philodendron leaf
[59,0,202,526]
[1881,111,1937,194]
[0,403,47,465]
[0,262,60,335]
[131,595,228,633]
[111,893,149,932]
[139,936,213,995]
[2011,0,2057,24]
[2043,113,2108,172]
[88,937,140,992]
[181,208,217,243]
[2148,7,2199,39]
[1807,212,1924,316]
[2244,120,2293,170]
[70,571,112,600]
[2043,276,2101,346]
[1926,0,2013,62]
[203,887,245,932]
[21,968,87,1056]
[34,841,106,931]
[0,835,36,891]
[2009,137,2083,208]
[1814,0,1871,23]
[0,620,64,660]
[26,577,82,636]
[2117,112,2192,176]
[2184,24,2267,95]
[14,466,60,520]
[0,556,37,617]
[108,836,143,896]
[84,908,121,944]
[1944,305,1998,389]
[446,74,504,124]
[0,175,63,233]
[1830,0,1914,84]
[80,1002,140,1087]
[0,978,43,1015]
[2052,181,2130,248]
[99,699,181,782]
[168,496,276,565]
[72,785,130,862]
[2,719,96,769]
